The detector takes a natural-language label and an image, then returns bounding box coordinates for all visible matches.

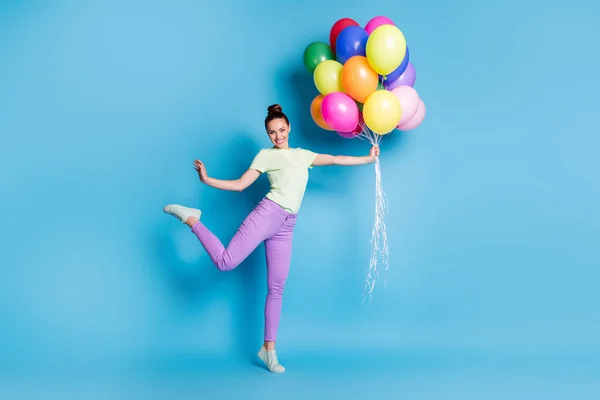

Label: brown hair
[264,104,290,130]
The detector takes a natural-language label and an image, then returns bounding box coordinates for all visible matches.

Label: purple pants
[191,198,297,342]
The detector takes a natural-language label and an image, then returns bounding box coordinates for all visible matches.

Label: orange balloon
[310,95,333,130]
[341,56,379,103]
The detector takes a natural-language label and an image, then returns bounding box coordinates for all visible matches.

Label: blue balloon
[383,47,410,83]
[335,26,369,64]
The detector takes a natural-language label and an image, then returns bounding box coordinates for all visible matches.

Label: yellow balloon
[363,90,402,135]
[366,25,407,76]
[313,60,344,95]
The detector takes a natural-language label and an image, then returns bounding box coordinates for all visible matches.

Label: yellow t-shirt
[250,147,318,214]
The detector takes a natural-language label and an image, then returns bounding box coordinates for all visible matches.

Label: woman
[163,104,379,373]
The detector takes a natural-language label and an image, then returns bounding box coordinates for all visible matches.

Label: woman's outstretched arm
[194,160,260,192]
[312,145,380,166]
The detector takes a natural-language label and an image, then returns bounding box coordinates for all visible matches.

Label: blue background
[1,0,599,398]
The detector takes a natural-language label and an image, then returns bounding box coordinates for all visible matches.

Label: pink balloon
[397,98,426,131]
[364,16,395,35]
[321,92,359,132]
[337,114,363,138]
[391,86,420,126]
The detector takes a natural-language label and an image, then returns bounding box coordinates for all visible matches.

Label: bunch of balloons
[303,16,426,139]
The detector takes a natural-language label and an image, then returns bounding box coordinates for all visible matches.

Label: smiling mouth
[274,138,286,145]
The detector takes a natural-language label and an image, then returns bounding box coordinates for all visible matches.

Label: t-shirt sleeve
[249,150,268,173]
[302,149,318,168]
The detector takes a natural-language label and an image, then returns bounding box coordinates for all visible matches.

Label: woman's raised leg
[164,202,284,271]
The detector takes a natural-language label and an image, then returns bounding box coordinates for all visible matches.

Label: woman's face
[266,118,290,149]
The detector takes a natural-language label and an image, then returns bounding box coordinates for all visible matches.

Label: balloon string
[356,123,390,303]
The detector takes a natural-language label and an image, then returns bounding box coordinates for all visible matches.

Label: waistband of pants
[259,197,297,218]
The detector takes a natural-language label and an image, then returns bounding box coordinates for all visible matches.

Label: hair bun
[267,104,283,115]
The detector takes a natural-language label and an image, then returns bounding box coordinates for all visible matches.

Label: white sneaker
[258,346,285,373]
[163,204,201,223]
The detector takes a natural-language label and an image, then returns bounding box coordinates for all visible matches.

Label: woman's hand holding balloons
[369,145,381,161]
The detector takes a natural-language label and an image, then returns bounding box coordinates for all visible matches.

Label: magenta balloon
[321,92,359,132]
[364,16,395,35]
[397,98,426,131]
[391,86,420,126]
[385,62,416,90]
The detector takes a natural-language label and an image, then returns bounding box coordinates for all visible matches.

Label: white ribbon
[354,122,390,302]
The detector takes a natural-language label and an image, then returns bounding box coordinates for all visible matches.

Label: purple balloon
[337,131,358,139]
[384,62,416,90]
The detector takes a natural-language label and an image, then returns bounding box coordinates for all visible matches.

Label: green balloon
[355,100,363,112]
[303,42,334,74]
[377,81,385,91]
